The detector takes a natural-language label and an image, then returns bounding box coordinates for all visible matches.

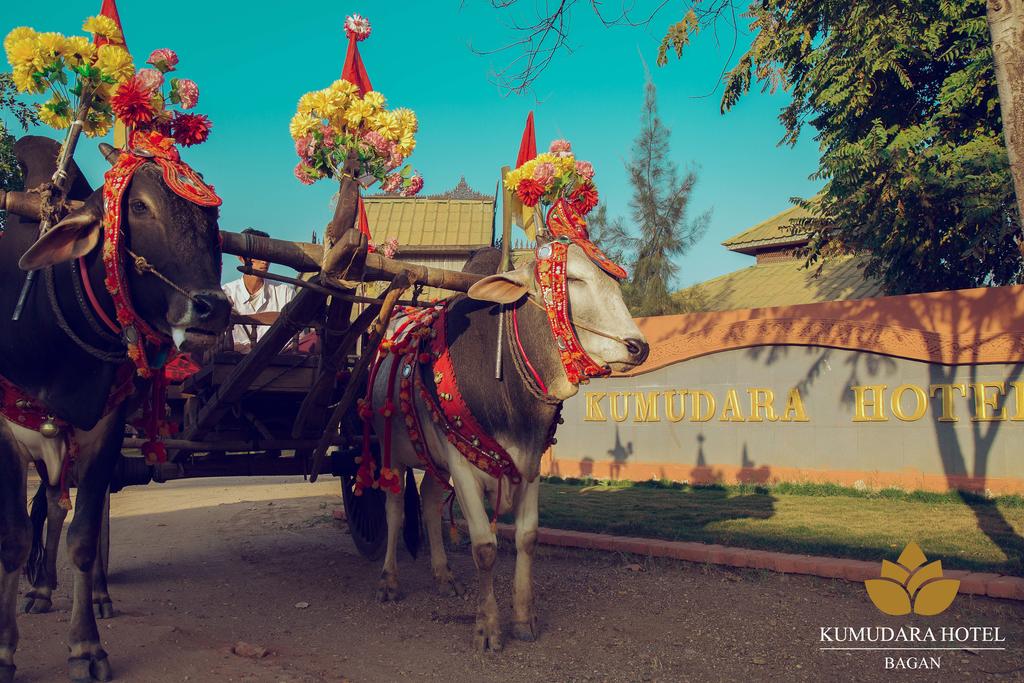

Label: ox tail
[403,468,421,559]
[25,480,47,586]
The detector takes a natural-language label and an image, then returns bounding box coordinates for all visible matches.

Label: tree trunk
[986,0,1024,231]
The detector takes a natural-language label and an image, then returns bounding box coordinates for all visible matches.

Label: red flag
[358,196,371,238]
[94,0,128,49]
[515,111,537,168]
[342,39,373,95]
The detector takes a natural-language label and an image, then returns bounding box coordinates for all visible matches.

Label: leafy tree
[592,73,708,316]
[485,0,1023,294]
[1,72,39,229]
[715,0,1021,294]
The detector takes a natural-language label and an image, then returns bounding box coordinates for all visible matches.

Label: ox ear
[467,266,532,304]
[18,194,104,271]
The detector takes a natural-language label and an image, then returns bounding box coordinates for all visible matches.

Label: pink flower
[295,135,315,160]
[533,161,556,185]
[549,139,572,155]
[575,160,594,180]
[361,130,390,156]
[319,125,336,148]
[385,146,403,171]
[400,173,424,197]
[174,79,199,110]
[147,48,178,73]
[344,14,372,42]
[382,237,399,259]
[135,68,164,92]
[294,161,316,185]
[381,174,403,193]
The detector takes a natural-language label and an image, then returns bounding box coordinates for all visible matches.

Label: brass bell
[39,418,61,439]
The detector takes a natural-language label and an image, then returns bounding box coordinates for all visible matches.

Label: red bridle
[100,130,222,377]
[530,199,628,386]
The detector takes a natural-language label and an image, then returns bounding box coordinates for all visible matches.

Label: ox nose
[191,290,231,328]
[625,337,650,364]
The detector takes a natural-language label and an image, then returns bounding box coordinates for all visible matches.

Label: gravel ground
[11,476,1024,682]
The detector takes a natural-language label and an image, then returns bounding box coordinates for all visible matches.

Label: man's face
[238,255,270,273]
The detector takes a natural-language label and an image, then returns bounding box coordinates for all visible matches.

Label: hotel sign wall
[548,285,1024,493]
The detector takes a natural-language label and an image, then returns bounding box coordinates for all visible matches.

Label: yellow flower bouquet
[290,79,423,195]
[4,16,134,138]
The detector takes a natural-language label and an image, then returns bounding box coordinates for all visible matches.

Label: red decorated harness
[0,131,221,503]
[357,198,626,530]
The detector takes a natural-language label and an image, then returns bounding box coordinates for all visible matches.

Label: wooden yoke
[321,150,368,282]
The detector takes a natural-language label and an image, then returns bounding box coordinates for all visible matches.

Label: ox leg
[23,483,67,614]
[0,446,29,683]
[376,467,405,603]
[511,479,540,642]
[420,474,463,597]
[452,470,502,652]
[91,491,112,620]
[65,444,118,682]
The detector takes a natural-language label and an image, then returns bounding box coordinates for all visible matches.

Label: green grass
[527,479,1024,575]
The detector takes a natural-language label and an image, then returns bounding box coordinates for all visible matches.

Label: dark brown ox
[370,246,648,652]
[0,136,229,683]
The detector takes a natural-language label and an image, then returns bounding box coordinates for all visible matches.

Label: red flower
[111,77,156,127]
[171,112,212,147]
[569,181,599,215]
[516,178,545,207]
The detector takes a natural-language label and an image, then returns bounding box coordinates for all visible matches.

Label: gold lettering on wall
[891,384,928,422]
[609,392,629,423]
[928,384,967,422]
[780,388,809,422]
[972,382,1007,422]
[584,392,607,422]
[720,389,746,422]
[851,385,888,422]
[691,390,716,422]
[664,390,687,422]
[1010,382,1024,421]
[578,377,1024,426]
[748,388,779,422]
[634,392,660,423]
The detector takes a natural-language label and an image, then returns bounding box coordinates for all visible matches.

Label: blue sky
[2,1,822,287]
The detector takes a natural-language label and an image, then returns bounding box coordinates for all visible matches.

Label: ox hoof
[68,651,112,683]
[512,619,538,642]
[473,622,503,653]
[93,598,115,620]
[0,664,16,683]
[375,578,402,603]
[435,575,465,598]
[22,593,52,614]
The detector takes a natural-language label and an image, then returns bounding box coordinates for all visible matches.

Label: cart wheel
[341,475,387,560]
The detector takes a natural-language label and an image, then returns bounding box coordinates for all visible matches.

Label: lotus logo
[864,542,960,616]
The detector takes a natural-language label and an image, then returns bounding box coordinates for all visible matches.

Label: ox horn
[98,142,121,166]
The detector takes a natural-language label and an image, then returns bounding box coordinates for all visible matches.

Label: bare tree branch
[474,0,680,95]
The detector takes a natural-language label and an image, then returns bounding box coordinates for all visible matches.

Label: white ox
[369,244,648,651]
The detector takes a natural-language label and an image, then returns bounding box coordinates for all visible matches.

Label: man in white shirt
[222,228,296,350]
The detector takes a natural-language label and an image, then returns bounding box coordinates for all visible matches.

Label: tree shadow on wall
[739,289,1024,575]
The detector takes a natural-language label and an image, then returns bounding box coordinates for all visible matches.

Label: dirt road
[12,476,1024,682]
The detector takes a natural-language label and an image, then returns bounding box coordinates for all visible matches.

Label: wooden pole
[987,0,1024,233]
[500,165,513,271]
[308,273,412,482]
[12,89,95,320]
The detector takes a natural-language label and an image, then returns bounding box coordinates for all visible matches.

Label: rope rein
[524,294,632,346]
[124,247,199,303]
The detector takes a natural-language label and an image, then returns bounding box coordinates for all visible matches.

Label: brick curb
[483,523,1024,602]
